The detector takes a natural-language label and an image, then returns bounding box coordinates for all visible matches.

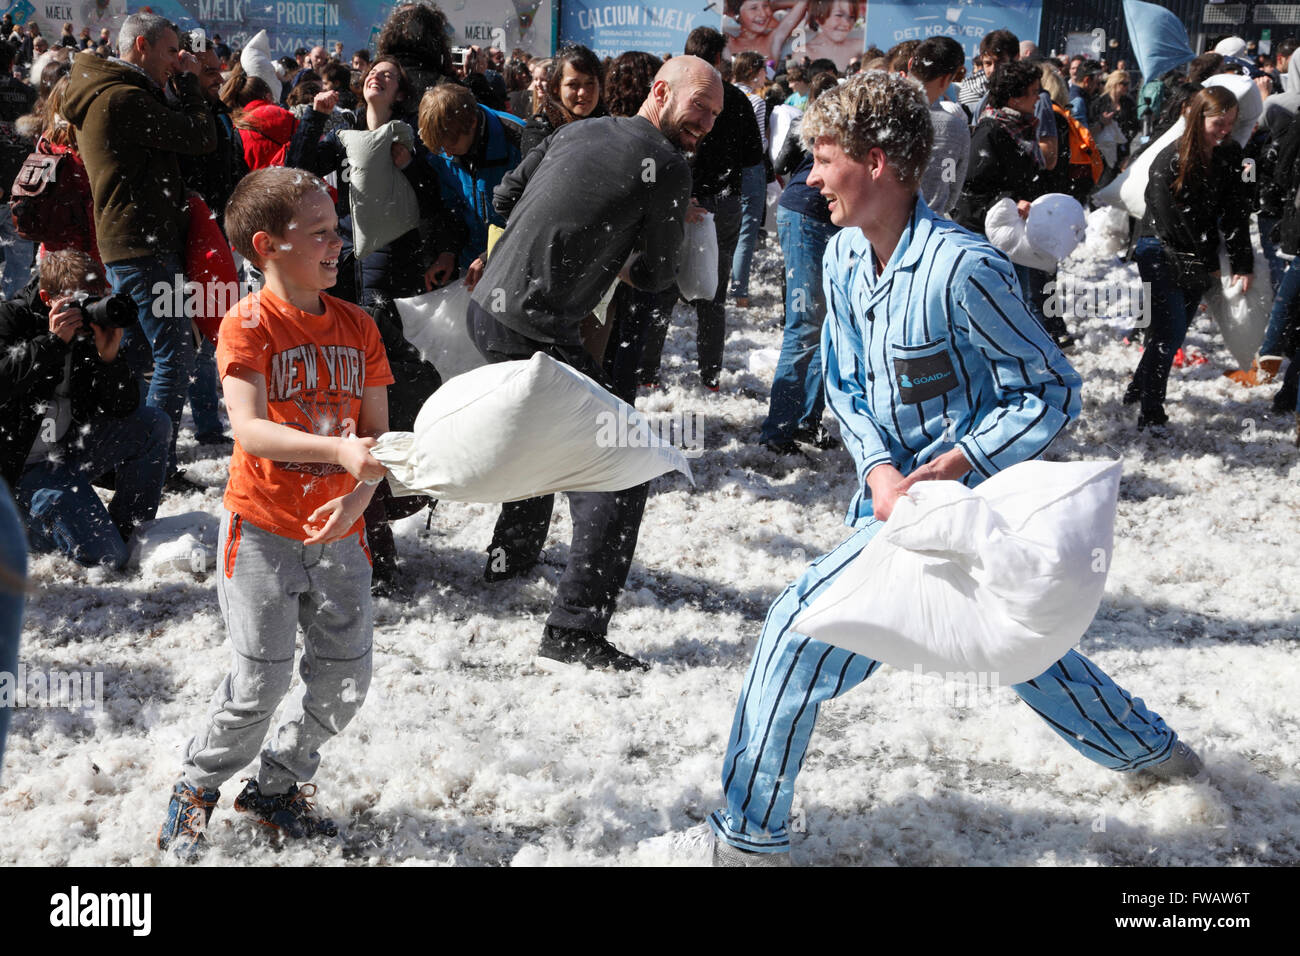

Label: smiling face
[558,62,599,117]
[808,136,874,229]
[819,1,858,43]
[363,59,404,111]
[197,48,223,102]
[260,187,343,297]
[737,0,773,35]
[657,73,724,153]
[138,27,180,88]
[1204,107,1237,148]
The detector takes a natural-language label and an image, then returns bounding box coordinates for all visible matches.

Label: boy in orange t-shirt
[159,168,394,859]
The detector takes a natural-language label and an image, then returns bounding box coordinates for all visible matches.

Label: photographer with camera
[0,250,168,569]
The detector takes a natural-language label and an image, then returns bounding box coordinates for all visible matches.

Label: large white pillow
[371,353,693,502]
[1204,225,1272,368]
[984,198,1055,271]
[338,120,420,259]
[394,282,485,379]
[791,459,1123,685]
[240,30,282,104]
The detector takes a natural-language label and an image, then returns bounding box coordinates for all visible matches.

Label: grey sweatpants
[181,511,373,796]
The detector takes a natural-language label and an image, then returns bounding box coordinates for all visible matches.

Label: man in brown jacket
[62,13,215,484]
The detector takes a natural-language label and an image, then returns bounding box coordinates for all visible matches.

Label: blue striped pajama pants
[709,520,1178,854]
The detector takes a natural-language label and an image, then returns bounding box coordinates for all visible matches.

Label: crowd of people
[0,4,1292,865]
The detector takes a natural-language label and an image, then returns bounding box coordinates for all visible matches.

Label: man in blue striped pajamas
[706,73,1202,865]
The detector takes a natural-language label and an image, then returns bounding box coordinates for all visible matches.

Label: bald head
[640,54,724,152]
[656,54,721,93]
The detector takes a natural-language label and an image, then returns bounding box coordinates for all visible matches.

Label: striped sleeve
[949,255,1082,477]
[821,246,894,488]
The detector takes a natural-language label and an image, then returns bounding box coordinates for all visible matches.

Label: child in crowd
[158,167,393,859]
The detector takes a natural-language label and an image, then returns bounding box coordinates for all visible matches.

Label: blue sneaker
[158,780,220,860]
[233,779,338,838]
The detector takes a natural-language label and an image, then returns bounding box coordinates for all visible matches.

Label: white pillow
[1204,227,1272,368]
[371,353,693,503]
[338,120,420,259]
[792,460,1123,685]
[676,211,718,302]
[394,282,485,379]
[984,197,1056,271]
[1025,193,1087,263]
[240,30,282,104]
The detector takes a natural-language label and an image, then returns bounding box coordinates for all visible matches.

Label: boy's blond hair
[801,71,933,191]
[418,83,479,153]
[224,167,333,267]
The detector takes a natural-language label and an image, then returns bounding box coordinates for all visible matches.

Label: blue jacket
[822,197,1082,527]
[431,105,524,269]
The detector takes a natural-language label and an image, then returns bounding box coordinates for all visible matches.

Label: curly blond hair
[800,70,933,190]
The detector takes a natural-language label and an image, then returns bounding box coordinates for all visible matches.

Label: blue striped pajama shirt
[709,198,1178,855]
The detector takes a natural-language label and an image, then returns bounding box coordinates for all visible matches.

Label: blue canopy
[1123,0,1196,80]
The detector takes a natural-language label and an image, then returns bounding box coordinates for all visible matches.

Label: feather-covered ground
[3,224,1297,866]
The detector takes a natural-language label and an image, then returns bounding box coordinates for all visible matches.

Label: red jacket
[235,100,297,170]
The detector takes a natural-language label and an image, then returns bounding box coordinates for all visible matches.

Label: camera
[75,293,138,330]
[452,46,469,72]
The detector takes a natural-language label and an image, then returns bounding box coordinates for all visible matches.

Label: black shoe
[163,469,206,494]
[1137,407,1169,430]
[792,426,841,450]
[371,564,408,599]
[194,430,233,447]
[537,625,649,672]
[760,438,804,456]
[233,779,338,838]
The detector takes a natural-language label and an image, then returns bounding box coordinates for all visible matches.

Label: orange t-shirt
[215,287,395,541]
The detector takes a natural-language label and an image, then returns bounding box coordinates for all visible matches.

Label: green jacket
[61,53,216,264]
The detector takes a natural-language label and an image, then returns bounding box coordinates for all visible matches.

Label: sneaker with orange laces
[234,779,338,839]
[158,780,220,860]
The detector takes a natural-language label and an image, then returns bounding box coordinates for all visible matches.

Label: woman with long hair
[288,55,464,593]
[1125,87,1253,429]
[505,56,533,117]
[521,44,604,156]
[528,57,552,115]
[25,76,98,263]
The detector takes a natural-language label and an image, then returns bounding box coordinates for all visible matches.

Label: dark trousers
[1126,238,1206,416]
[604,283,680,403]
[468,300,649,635]
[638,192,742,386]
